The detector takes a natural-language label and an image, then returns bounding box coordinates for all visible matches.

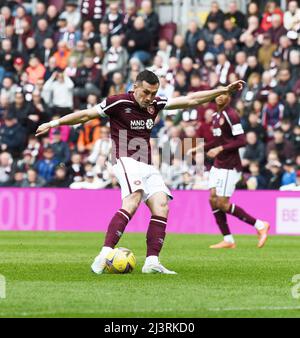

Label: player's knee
[122,191,143,214]
[153,197,169,217]
[216,200,230,212]
[209,197,218,209]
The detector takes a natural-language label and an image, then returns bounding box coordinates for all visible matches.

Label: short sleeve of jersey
[154,96,168,112]
[223,109,244,136]
[95,96,117,117]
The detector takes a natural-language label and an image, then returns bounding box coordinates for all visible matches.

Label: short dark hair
[136,70,159,85]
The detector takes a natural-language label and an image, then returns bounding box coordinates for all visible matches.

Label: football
[105,247,136,274]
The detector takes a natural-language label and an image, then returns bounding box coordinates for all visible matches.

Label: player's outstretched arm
[165,80,245,110]
[35,107,99,137]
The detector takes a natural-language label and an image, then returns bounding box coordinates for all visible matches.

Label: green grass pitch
[0,231,300,318]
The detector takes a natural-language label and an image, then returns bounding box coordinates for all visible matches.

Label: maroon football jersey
[95,92,168,164]
[211,108,245,171]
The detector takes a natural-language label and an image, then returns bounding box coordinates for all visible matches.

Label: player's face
[134,81,159,108]
[215,94,230,107]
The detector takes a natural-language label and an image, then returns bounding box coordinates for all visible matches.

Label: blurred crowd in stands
[0,0,300,191]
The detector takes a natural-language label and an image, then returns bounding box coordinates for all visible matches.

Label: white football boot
[142,256,177,274]
[91,247,113,274]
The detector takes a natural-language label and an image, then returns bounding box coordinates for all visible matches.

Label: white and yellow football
[105,247,136,274]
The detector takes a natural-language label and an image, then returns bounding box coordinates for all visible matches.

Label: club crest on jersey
[147,105,155,115]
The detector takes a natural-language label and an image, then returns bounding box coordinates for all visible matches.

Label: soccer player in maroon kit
[36,70,244,273]
[191,92,270,249]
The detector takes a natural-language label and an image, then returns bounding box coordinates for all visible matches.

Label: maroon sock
[146,216,167,257]
[104,209,131,248]
[228,204,256,226]
[212,209,231,236]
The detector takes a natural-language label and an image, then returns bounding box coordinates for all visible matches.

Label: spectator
[221,15,242,43]
[141,0,160,46]
[215,53,234,85]
[77,117,101,154]
[157,74,174,99]
[21,167,45,187]
[202,18,222,46]
[0,38,19,74]
[185,21,203,59]
[10,170,26,187]
[67,152,85,182]
[274,68,293,100]
[103,1,124,36]
[51,129,71,164]
[123,2,138,35]
[92,42,105,69]
[262,92,284,134]
[241,33,260,56]
[208,33,225,56]
[102,35,128,79]
[69,40,92,68]
[26,56,46,85]
[95,22,110,52]
[59,0,81,29]
[283,0,300,31]
[8,91,31,129]
[108,72,126,96]
[246,161,267,190]
[42,68,74,115]
[244,112,267,142]
[242,131,266,168]
[73,55,102,100]
[81,20,96,46]
[35,145,59,183]
[281,159,297,187]
[0,151,14,186]
[170,34,190,61]
[204,1,225,29]
[34,18,54,49]
[0,76,17,103]
[265,160,283,189]
[226,1,247,29]
[266,127,295,162]
[16,149,35,173]
[258,33,277,69]
[53,41,71,70]
[193,39,208,66]
[267,13,287,45]
[125,16,152,64]
[47,163,71,187]
[61,23,82,49]
[88,126,112,164]
[46,5,59,31]
[37,38,55,68]
[260,1,283,32]
[235,51,248,80]
[258,71,274,103]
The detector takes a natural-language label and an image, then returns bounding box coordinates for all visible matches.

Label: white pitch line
[208,305,300,312]
[0,306,300,317]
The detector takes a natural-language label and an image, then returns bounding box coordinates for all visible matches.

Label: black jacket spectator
[125,21,152,55]
[0,115,27,158]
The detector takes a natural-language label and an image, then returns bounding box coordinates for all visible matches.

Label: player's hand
[35,122,51,137]
[226,80,246,94]
[207,146,223,159]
